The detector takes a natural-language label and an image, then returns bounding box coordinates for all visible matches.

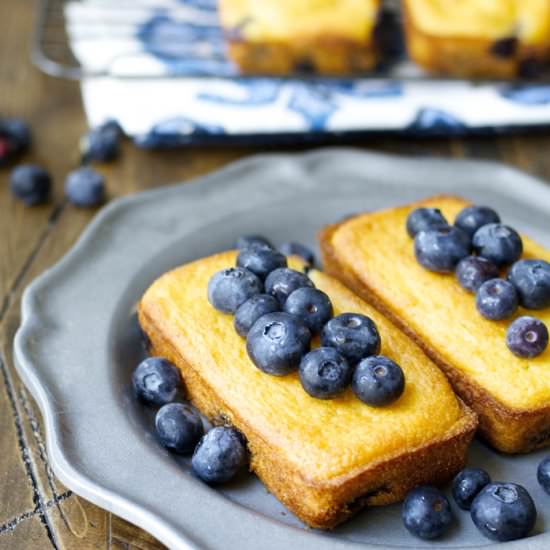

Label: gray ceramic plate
[14,149,550,550]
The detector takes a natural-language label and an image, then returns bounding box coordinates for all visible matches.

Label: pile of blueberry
[402,457,550,542]
[132,356,249,484]
[1,116,124,208]
[207,235,406,406]
[408,205,550,359]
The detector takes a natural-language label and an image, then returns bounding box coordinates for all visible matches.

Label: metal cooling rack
[32,0,549,82]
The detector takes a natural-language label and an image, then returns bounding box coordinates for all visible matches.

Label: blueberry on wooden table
[64,166,105,207]
[80,120,122,163]
[10,164,51,206]
[0,117,31,166]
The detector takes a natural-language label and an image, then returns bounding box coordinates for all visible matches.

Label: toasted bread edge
[319,195,550,454]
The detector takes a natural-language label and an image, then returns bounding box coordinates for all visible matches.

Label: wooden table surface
[2,1,550,549]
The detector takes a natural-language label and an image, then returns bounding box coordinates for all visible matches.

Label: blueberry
[280,241,315,266]
[471,483,537,542]
[283,287,333,334]
[321,313,381,365]
[236,234,273,251]
[155,403,203,454]
[132,357,181,406]
[452,468,491,510]
[406,207,448,238]
[234,294,279,338]
[472,224,523,267]
[80,121,120,163]
[402,486,453,540]
[208,267,262,314]
[299,347,352,399]
[352,355,405,406]
[191,426,247,484]
[264,268,314,306]
[508,259,550,310]
[476,279,519,321]
[537,456,550,494]
[0,118,31,165]
[506,316,548,358]
[454,206,501,239]
[9,164,51,206]
[414,227,470,273]
[456,256,499,292]
[237,247,287,280]
[64,166,105,207]
[246,312,311,376]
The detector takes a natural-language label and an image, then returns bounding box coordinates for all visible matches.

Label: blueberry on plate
[236,234,273,251]
[299,347,352,399]
[246,312,311,376]
[321,313,381,365]
[237,247,287,280]
[208,267,262,314]
[508,259,550,310]
[537,456,550,494]
[472,223,523,267]
[456,256,499,292]
[454,206,501,239]
[80,121,120,163]
[471,482,537,542]
[64,166,105,207]
[452,468,491,510]
[279,241,315,266]
[283,287,333,334]
[414,227,470,273]
[10,164,51,206]
[191,426,247,484]
[264,268,314,306]
[402,486,453,540]
[506,316,548,358]
[155,403,203,454]
[234,294,280,338]
[406,207,448,238]
[476,278,519,321]
[352,355,405,406]
[132,357,181,406]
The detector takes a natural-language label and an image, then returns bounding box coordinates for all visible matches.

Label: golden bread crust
[138,251,476,528]
[319,194,550,453]
[219,0,381,75]
[403,2,550,78]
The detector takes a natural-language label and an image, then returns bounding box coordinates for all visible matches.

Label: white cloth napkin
[66,0,550,145]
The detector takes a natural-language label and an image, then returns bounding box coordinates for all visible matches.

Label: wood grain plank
[0,358,37,526]
[0,514,54,550]
[111,517,166,550]
[0,0,86,317]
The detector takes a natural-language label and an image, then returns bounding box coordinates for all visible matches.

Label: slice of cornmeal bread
[219,0,381,75]
[403,0,550,78]
[320,195,550,454]
[138,250,476,529]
